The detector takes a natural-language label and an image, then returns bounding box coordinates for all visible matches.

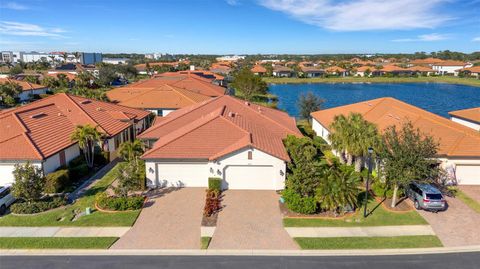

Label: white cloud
[473,37,480,42]
[0,21,67,37]
[259,0,451,31]
[226,0,239,5]
[392,33,450,42]
[0,2,29,10]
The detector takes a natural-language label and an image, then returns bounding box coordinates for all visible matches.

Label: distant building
[431,61,472,76]
[272,65,293,77]
[79,53,103,65]
[103,58,130,65]
[0,78,48,102]
[145,53,164,60]
[215,55,245,62]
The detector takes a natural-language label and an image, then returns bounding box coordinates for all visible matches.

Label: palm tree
[119,139,144,163]
[62,52,68,63]
[71,125,102,168]
[329,114,351,164]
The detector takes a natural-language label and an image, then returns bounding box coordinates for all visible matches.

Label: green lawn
[294,235,442,249]
[284,199,427,227]
[201,236,212,249]
[263,76,480,87]
[456,189,480,214]
[0,162,141,227]
[0,237,118,249]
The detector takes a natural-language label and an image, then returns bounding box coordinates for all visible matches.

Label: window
[59,150,66,167]
[248,151,253,160]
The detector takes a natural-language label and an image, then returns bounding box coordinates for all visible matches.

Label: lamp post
[364,147,374,218]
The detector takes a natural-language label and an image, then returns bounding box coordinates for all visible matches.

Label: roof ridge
[61,93,109,134]
[9,112,44,159]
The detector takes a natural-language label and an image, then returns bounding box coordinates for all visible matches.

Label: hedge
[282,189,318,214]
[10,197,67,214]
[95,193,144,211]
[44,169,70,193]
[208,177,222,191]
[68,164,89,181]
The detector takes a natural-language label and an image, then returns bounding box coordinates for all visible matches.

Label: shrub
[10,197,67,214]
[68,164,89,180]
[68,155,86,168]
[208,177,222,192]
[95,192,144,211]
[372,181,394,198]
[282,189,317,214]
[44,169,70,193]
[203,189,221,217]
[94,150,109,165]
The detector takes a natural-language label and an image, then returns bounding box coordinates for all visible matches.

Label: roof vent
[245,101,250,106]
[228,112,235,117]
[80,100,91,105]
[96,107,104,111]
[30,113,46,119]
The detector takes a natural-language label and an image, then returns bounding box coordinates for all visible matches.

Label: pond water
[269,82,480,118]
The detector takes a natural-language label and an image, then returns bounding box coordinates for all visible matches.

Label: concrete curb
[1,245,480,256]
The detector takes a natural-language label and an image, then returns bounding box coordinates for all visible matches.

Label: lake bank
[263,76,480,88]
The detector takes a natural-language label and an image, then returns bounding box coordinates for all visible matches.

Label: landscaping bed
[294,235,443,249]
[279,200,355,219]
[0,237,118,249]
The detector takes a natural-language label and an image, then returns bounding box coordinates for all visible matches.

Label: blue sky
[0,0,479,54]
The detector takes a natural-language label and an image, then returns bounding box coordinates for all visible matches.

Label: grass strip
[0,237,118,249]
[456,190,480,214]
[295,235,442,249]
[201,236,212,249]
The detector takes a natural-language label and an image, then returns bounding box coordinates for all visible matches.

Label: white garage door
[156,162,208,187]
[456,165,480,185]
[224,165,275,190]
[0,164,15,186]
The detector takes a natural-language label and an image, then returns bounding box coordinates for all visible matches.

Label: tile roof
[0,93,150,161]
[409,58,444,65]
[45,72,77,81]
[355,66,374,72]
[432,60,467,67]
[0,78,47,92]
[251,65,267,73]
[311,97,480,158]
[325,66,346,73]
[460,66,480,73]
[407,66,435,72]
[449,107,480,124]
[140,95,302,161]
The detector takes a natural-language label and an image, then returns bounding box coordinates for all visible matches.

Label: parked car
[406,182,446,212]
[0,185,16,215]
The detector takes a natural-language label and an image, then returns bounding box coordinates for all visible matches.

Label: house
[134,61,189,75]
[0,93,151,186]
[0,78,48,102]
[449,107,480,131]
[209,62,232,75]
[251,65,267,76]
[138,95,302,190]
[311,97,480,185]
[409,58,444,67]
[459,66,480,78]
[371,65,411,76]
[354,66,373,77]
[272,65,293,77]
[107,72,225,116]
[431,61,472,76]
[103,58,130,65]
[407,66,436,76]
[301,67,325,78]
[325,66,347,76]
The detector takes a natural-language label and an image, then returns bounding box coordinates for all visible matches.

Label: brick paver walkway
[111,187,205,249]
[209,190,299,250]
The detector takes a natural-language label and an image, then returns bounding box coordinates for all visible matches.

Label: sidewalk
[0,227,130,238]
[285,225,435,238]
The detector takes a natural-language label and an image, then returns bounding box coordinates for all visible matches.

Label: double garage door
[456,165,480,185]
[223,165,276,190]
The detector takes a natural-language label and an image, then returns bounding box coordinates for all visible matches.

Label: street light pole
[364,147,373,218]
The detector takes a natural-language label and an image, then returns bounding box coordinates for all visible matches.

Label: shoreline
[263,77,480,88]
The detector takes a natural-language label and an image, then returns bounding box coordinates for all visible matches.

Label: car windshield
[426,193,443,200]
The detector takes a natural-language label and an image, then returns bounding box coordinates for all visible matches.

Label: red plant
[203,189,221,217]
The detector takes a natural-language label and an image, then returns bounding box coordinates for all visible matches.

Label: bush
[68,164,89,180]
[95,193,144,211]
[44,169,70,193]
[94,150,109,166]
[203,189,221,217]
[68,155,87,168]
[282,189,318,214]
[372,181,394,198]
[10,197,67,214]
[208,177,222,192]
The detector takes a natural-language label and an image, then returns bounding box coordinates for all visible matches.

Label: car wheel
[414,200,420,210]
[0,205,6,215]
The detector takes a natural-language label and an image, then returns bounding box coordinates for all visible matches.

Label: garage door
[224,165,275,190]
[156,162,208,187]
[456,165,480,185]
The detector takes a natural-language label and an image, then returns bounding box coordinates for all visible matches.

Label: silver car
[0,185,16,215]
[406,182,446,212]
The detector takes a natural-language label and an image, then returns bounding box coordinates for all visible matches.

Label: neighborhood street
[1,252,480,269]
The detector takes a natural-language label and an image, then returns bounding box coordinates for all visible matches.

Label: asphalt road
[1,252,479,269]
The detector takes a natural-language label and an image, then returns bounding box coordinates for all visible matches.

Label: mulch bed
[201,213,218,227]
[279,201,353,219]
[378,197,414,212]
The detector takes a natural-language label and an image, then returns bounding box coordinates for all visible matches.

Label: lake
[268,82,480,118]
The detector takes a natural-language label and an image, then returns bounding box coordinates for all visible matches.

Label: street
[1,252,479,269]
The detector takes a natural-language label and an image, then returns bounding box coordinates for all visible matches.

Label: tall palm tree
[71,125,102,168]
[329,114,351,164]
[119,139,144,163]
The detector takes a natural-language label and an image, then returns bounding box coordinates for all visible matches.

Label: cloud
[259,0,451,31]
[0,2,28,10]
[226,0,239,5]
[0,21,67,37]
[473,37,480,42]
[392,33,450,42]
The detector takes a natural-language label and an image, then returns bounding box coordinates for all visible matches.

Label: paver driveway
[111,187,205,249]
[209,190,298,250]
[417,196,480,247]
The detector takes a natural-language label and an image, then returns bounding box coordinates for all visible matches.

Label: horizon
[0,0,479,54]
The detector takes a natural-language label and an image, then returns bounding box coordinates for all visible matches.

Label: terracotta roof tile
[449,107,480,124]
[0,78,47,92]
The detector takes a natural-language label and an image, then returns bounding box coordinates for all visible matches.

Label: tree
[71,125,103,168]
[41,76,59,89]
[378,121,439,208]
[0,81,22,106]
[76,71,94,88]
[56,73,70,88]
[297,91,324,122]
[11,162,45,203]
[9,64,23,76]
[230,67,267,101]
[96,65,118,86]
[25,75,40,84]
[114,161,141,197]
[119,139,144,163]
[316,164,361,214]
